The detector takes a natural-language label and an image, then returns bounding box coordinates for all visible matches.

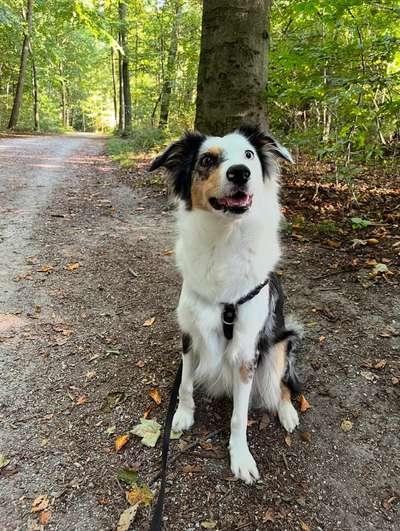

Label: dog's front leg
[172,333,195,432]
[229,359,260,484]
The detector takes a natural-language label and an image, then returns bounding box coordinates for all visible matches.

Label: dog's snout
[226,164,250,185]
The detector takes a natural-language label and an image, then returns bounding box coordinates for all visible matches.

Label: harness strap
[149,361,182,531]
[222,277,270,340]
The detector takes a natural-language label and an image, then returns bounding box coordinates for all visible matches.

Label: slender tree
[29,45,40,131]
[8,0,33,129]
[111,47,118,126]
[195,0,271,135]
[158,0,183,129]
[119,0,132,134]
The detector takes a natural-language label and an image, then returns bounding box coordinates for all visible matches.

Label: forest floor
[0,134,399,531]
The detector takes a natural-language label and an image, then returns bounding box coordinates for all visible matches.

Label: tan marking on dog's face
[191,166,223,211]
[239,360,254,384]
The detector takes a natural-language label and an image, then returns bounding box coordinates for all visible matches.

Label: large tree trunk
[8,0,33,129]
[158,1,182,129]
[29,45,40,131]
[111,47,118,127]
[119,1,132,135]
[195,0,271,135]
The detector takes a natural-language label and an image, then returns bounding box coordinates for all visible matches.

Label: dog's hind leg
[172,333,195,432]
[278,383,299,433]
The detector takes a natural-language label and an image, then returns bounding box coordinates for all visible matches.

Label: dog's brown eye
[245,150,254,160]
[200,155,213,167]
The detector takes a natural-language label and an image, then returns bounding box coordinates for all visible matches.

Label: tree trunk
[29,45,40,131]
[118,32,125,132]
[195,0,271,135]
[158,1,182,129]
[111,47,118,126]
[8,0,33,129]
[119,1,132,135]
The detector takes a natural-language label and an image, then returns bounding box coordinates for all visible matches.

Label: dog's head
[149,124,293,216]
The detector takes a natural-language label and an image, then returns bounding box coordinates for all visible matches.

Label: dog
[149,124,302,484]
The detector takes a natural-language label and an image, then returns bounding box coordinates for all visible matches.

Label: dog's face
[149,125,293,216]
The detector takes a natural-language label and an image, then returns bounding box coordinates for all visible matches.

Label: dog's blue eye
[245,150,254,160]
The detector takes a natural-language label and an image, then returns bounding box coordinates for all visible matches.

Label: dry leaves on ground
[116,503,140,531]
[131,418,161,447]
[298,394,311,412]
[143,317,156,327]
[115,434,130,452]
[65,262,80,271]
[0,454,10,469]
[149,388,161,405]
[341,420,353,432]
[31,495,49,513]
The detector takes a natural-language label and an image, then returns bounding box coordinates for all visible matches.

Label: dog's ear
[149,131,206,203]
[237,124,294,165]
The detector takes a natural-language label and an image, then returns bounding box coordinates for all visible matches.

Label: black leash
[150,276,270,529]
[222,277,270,340]
[149,361,182,531]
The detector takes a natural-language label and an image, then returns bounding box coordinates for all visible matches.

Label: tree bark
[195,0,271,135]
[8,0,33,129]
[119,0,132,135]
[158,1,182,129]
[111,47,118,127]
[29,45,39,131]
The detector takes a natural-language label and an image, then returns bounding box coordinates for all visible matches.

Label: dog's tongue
[220,194,252,208]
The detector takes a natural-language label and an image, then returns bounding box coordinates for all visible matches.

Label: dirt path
[0,135,398,531]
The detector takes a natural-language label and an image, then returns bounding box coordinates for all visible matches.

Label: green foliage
[350,217,373,229]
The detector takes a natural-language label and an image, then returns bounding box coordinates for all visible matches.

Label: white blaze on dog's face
[149,125,293,216]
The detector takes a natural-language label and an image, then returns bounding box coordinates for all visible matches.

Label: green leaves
[350,217,373,230]
[131,418,161,447]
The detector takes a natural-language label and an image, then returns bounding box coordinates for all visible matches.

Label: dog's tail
[252,316,303,412]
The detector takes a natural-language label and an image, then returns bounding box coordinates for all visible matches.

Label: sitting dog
[149,125,301,484]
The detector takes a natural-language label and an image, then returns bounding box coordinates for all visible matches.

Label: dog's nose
[226,164,250,185]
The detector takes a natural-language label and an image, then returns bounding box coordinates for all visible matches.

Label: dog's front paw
[229,441,260,484]
[278,401,299,433]
[172,407,194,432]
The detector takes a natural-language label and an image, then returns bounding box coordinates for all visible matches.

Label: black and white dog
[150,125,301,484]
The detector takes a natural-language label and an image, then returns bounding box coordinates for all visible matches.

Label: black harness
[150,276,270,530]
[222,277,270,340]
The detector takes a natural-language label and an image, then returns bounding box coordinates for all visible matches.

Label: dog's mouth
[209,191,253,214]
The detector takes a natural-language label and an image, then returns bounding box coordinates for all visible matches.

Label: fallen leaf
[163,249,174,256]
[326,239,341,248]
[392,377,399,385]
[382,495,399,510]
[182,464,202,473]
[131,418,161,447]
[31,495,49,513]
[0,454,10,469]
[86,370,96,380]
[104,391,126,408]
[351,239,367,248]
[367,238,379,245]
[66,262,80,271]
[170,429,183,440]
[149,388,161,405]
[299,431,312,442]
[143,317,156,327]
[135,360,145,368]
[201,521,217,529]
[369,263,389,277]
[373,359,386,370]
[340,420,353,432]
[39,510,51,526]
[200,442,215,451]
[97,497,109,505]
[142,404,155,419]
[38,265,53,274]
[105,425,116,436]
[361,371,378,382]
[247,418,257,427]
[117,468,139,486]
[284,434,292,447]
[365,258,377,267]
[263,508,275,522]
[319,335,326,343]
[300,521,311,531]
[76,395,88,406]
[298,394,311,412]
[115,434,129,452]
[126,484,154,507]
[116,503,139,531]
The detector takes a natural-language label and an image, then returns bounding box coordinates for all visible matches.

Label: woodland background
[1,0,399,169]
